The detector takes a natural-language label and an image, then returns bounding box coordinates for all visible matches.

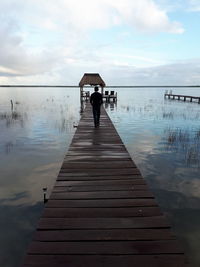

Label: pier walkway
[24,103,187,267]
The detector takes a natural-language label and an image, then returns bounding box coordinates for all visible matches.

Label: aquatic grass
[0,111,26,128]
[163,112,174,119]
[164,128,200,167]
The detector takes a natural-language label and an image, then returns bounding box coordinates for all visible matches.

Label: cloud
[187,0,200,11]
[93,58,200,86]
[108,0,184,34]
[0,0,185,84]
[0,16,62,77]
[35,0,184,34]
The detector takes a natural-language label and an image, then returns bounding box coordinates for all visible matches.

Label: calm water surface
[0,86,200,266]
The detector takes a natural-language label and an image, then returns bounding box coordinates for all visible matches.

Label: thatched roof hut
[79,73,106,88]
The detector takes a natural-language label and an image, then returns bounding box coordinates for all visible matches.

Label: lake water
[0,86,200,266]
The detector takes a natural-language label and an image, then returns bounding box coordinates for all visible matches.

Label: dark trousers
[92,105,101,126]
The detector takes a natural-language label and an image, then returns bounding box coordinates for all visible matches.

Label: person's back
[90,86,103,127]
[90,91,103,106]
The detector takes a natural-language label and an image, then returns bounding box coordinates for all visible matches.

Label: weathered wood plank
[57,174,143,180]
[59,168,141,175]
[42,207,162,218]
[37,216,171,230]
[65,151,130,156]
[54,178,146,186]
[61,162,135,169]
[28,240,184,255]
[49,190,154,200]
[64,156,132,161]
[52,184,148,192]
[34,228,175,241]
[46,198,158,208]
[23,254,187,267]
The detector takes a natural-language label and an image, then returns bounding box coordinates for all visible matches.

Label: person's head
[94,86,99,92]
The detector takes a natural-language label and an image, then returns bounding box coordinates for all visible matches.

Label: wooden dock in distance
[24,103,187,267]
[165,93,200,103]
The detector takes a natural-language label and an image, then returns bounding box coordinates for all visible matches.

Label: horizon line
[0,85,200,88]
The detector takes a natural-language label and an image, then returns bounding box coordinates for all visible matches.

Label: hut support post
[80,86,84,113]
[80,86,83,101]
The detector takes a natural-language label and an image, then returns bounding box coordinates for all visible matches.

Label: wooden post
[80,86,84,113]
[80,86,83,101]
[10,100,14,111]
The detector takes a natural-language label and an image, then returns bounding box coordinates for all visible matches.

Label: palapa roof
[79,73,106,87]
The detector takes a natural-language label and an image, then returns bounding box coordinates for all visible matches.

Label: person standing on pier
[90,86,103,127]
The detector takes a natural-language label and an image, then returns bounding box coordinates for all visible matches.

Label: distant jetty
[165,93,200,104]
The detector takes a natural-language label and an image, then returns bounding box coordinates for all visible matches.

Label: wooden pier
[165,93,200,103]
[24,103,187,267]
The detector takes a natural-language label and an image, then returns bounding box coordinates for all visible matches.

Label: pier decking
[24,103,187,267]
[165,93,200,103]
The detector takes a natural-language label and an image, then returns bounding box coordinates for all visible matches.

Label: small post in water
[43,187,48,203]
[10,100,13,111]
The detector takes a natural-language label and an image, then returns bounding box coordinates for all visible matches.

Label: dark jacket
[90,92,103,107]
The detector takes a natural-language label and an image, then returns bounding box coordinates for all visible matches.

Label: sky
[0,0,200,85]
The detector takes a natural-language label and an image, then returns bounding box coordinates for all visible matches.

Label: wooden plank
[28,240,184,255]
[64,156,132,161]
[52,184,148,192]
[70,143,125,147]
[54,178,146,186]
[42,207,162,218]
[37,216,171,230]
[68,146,127,151]
[65,151,130,156]
[34,228,175,241]
[46,198,158,208]
[70,143,124,146]
[61,162,135,169]
[24,254,187,267]
[58,168,141,175]
[57,174,143,180]
[49,190,154,200]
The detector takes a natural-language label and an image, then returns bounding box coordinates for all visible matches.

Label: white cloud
[34,0,184,33]
[108,0,184,33]
[0,16,63,77]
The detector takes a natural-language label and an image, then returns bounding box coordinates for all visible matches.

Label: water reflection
[154,188,200,266]
[5,142,14,154]
[104,102,117,111]
[0,110,26,128]
[162,111,174,119]
[105,87,200,267]
[164,127,200,167]
[0,87,80,266]
[1,86,200,266]
[0,200,43,267]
